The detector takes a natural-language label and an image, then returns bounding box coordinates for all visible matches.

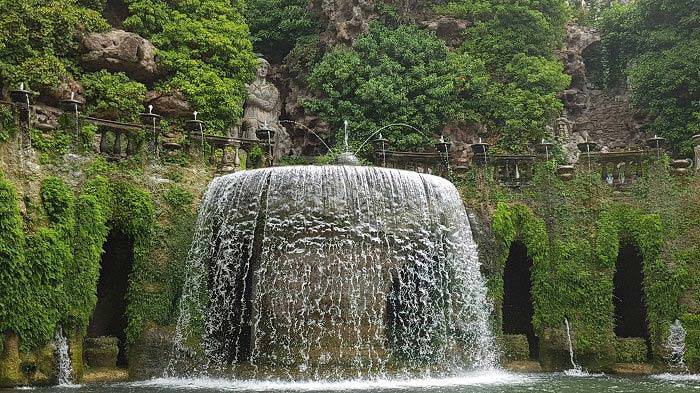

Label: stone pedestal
[693,135,700,172]
[0,332,22,387]
[85,337,118,369]
[128,326,175,380]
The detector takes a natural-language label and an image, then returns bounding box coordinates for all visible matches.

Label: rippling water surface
[3,373,699,393]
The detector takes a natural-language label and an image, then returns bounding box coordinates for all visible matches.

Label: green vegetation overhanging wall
[0,0,108,93]
[0,165,194,351]
[123,0,257,132]
[599,0,700,155]
[470,162,693,370]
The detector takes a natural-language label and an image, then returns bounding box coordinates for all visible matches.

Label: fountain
[168,164,497,380]
[54,329,74,386]
[563,319,584,376]
[666,319,689,374]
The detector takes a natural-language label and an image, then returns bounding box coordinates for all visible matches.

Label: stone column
[693,135,700,173]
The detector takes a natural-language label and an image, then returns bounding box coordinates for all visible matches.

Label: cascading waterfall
[666,319,689,373]
[169,166,496,379]
[54,329,74,385]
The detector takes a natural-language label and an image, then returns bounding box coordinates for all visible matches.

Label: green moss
[0,174,29,342]
[614,338,648,363]
[500,334,530,362]
[477,162,689,370]
[681,314,700,372]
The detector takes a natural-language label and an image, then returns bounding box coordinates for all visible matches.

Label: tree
[124,0,257,132]
[599,0,700,154]
[305,23,492,152]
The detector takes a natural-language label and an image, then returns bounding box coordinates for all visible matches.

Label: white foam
[128,371,528,391]
[563,369,605,378]
[651,373,700,382]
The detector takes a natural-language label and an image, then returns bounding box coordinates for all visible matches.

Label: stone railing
[586,150,651,188]
[371,150,448,177]
[492,155,537,187]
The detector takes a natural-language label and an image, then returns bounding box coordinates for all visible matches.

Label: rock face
[81,30,158,83]
[557,24,646,163]
[421,16,472,48]
[317,0,374,44]
[145,90,191,118]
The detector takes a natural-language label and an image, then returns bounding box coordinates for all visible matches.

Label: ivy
[476,161,692,370]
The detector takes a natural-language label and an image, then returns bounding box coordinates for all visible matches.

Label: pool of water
[2,372,699,393]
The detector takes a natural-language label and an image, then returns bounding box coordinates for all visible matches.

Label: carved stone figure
[241,58,291,157]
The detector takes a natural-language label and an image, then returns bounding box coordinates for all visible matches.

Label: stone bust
[242,58,282,141]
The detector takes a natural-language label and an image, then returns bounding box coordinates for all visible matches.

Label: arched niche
[502,241,539,359]
[87,229,134,367]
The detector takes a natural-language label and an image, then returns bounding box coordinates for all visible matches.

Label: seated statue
[241,58,290,158]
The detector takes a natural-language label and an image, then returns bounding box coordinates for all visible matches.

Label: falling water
[54,329,74,386]
[666,319,689,373]
[169,166,496,379]
[563,319,584,376]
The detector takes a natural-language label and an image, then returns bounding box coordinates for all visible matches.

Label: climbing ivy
[474,161,690,370]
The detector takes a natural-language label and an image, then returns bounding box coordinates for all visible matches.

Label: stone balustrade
[371,150,448,177]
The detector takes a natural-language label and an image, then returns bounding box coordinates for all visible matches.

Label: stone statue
[241,58,291,157]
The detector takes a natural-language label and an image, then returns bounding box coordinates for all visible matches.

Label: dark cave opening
[502,241,539,359]
[87,229,134,367]
[613,243,651,353]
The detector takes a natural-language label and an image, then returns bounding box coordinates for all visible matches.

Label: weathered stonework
[557,24,646,163]
[81,30,158,84]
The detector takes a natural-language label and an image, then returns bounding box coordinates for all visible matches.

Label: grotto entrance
[87,229,134,367]
[613,242,651,353]
[502,241,539,359]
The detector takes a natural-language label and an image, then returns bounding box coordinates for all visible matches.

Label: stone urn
[672,159,693,176]
[557,165,575,181]
[470,140,489,166]
[84,337,119,368]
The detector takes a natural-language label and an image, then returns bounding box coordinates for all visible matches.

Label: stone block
[500,334,530,362]
[85,337,119,369]
[614,338,648,363]
[0,332,23,387]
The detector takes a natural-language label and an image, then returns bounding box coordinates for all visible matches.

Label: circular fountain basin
[170,166,495,379]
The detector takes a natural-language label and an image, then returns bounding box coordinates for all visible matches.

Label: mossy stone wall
[461,161,699,372]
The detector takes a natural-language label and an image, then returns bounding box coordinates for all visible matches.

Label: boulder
[145,90,191,118]
[81,30,158,83]
[421,16,472,48]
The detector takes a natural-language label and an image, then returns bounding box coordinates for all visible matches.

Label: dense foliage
[599,0,700,154]
[437,0,571,152]
[306,23,492,151]
[245,0,321,61]
[81,71,147,121]
[0,0,108,93]
[464,159,696,370]
[123,0,257,132]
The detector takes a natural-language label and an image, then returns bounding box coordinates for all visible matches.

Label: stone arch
[502,240,538,359]
[492,203,549,360]
[87,227,135,367]
[595,205,672,359]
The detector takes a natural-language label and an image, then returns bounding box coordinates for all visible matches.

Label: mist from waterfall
[169,166,496,379]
